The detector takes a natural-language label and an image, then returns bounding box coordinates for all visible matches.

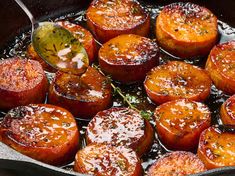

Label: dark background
[0,0,234,48]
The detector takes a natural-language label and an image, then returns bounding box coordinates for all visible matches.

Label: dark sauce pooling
[0,2,235,174]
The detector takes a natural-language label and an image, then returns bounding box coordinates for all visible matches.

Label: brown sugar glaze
[0,1,235,174]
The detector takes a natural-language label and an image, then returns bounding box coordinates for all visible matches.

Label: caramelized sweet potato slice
[220,95,235,125]
[155,99,211,151]
[86,0,150,43]
[206,40,235,94]
[0,104,79,166]
[147,151,206,176]
[99,34,159,84]
[74,144,143,176]
[27,21,97,72]
[144,61,212,104]
[0,58,48,111]
[156,2,218,58]
[86,107,154,157]
[48,67,112,120]
[198,127,235,169]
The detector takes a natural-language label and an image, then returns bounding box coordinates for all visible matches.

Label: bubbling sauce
[0,1,235,174]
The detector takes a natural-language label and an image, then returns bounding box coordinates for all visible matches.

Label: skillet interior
[0,0,235,175]
[0,0,234,48]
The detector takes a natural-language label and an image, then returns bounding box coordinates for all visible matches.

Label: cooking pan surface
[0,0,235,175]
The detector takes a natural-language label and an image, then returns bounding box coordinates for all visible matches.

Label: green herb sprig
[92,64,153,120]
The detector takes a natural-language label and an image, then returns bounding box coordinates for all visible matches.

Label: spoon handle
[14,0,36,33]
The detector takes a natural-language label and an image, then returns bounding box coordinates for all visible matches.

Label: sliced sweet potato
[86,107,154,157]
[198,127,235,169]
[0,104,79,166]
[48,66,112,120]
[99,34,159,84]
[0,58,48,111]
[220,95,235,125]
[144,61,212,104]
[74,143,143,176]
[147,151,206,176]
[155,99,211,151]
[205,40,235,94]
[156,2,218,58]
[86,0,150,43]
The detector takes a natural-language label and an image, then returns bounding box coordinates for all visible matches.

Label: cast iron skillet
[0,0,235,175]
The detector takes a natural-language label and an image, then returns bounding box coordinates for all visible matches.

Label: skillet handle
[0,142,32,162]
[0,142,88,176]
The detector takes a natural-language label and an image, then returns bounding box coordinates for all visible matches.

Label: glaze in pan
[0,0,235,175]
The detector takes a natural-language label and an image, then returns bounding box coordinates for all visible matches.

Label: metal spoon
[14,0,89,75]
[14,0,36,35]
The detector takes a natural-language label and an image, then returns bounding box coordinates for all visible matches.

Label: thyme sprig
[92,64,152,120]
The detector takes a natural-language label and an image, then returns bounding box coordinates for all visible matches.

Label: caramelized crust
[0,104,79,165]
[99,34,159,84]
[86,0,150,43]
[48,67,112,119]
[144,61,212,104]
[220,95,235,125]
[206,40,235,94]
[156,2,218,58]
[155,99,211,151]
[27,21,97,72]
[74,144,143,176]
[147,151,206,176]
[86,107,154,157]
[198,127,235,169]
[0,58,48,111]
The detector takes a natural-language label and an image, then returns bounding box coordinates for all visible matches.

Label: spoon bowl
[14,0,89,75]
[32,22,89,75]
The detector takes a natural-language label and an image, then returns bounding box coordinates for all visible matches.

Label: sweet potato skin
[220,95,235,125]
[144,61,212,104]
[0,58,48,111]
[147,151,206,176]
[198,127,235,169]
[48,67,112,119]
[74,144,143,176]
[156,2,218,58]
[86,0,150,43]
[0,104,79,166]
[155,99,211,151]
[99,34,159,84]
[86,107,154,157]
[205,40,235,94]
